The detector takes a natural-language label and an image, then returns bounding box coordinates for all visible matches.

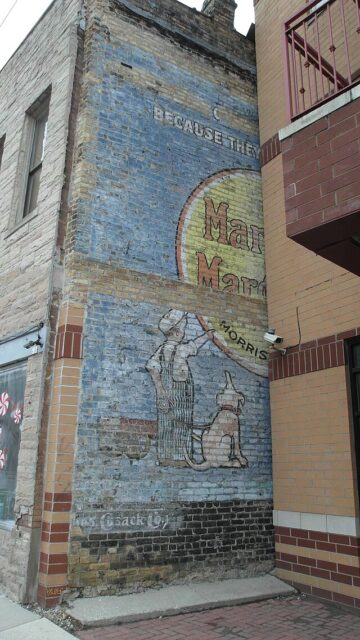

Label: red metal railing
[284,0,360,120]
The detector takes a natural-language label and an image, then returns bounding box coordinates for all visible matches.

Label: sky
[0,0,255,71]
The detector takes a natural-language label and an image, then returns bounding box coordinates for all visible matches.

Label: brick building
[0,0,273,607]
[255,0,360,609]
[1,0,358,613]
[0,0,82,602]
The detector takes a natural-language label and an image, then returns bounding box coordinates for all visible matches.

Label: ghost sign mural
[145,168,268,469]
[176,169,268,378]
[146,309,249,470]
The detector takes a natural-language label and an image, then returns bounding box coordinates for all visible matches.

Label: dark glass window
[0,136,4,171]
[347,340,360,502]
[23,102,49,218]
[0,363,26,521]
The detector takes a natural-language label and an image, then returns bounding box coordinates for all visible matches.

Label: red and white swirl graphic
[13,409,22,424]
[0,449,7,470]
[0,392,9,417]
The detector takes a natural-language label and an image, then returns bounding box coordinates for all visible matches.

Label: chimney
[201,0,237,30]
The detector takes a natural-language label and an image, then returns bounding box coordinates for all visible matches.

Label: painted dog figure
[186,371,248,471]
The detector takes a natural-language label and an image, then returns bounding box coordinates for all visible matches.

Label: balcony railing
[284,0,360,120]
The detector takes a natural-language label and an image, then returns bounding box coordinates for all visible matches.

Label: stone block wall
[0,0,81,601]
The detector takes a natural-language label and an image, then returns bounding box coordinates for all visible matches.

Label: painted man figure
[146,310,213,463]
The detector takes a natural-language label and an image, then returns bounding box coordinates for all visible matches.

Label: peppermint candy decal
[0,449,7,470]
[13,409,22,424]
[0,392,9,417]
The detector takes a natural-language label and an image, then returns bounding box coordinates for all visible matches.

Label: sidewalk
[77,596,360,640]
[66,575,295,627]
[2,582,360,639]
[0,575,294,638]
[0,596,74,639]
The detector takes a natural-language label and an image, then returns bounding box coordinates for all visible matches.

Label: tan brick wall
[38,305,84,607]
[254,0,300,142]
[271,367,357,516]
[256,0,360,526]
[264,174,360,597]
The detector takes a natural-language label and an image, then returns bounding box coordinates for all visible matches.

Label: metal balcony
[284,0,360,120]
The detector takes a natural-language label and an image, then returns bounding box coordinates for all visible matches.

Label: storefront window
[348,341,360,502]
[0,362,26,521]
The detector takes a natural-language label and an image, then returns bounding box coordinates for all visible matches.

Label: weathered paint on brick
[0,0,274,603]
[66,0,273,595]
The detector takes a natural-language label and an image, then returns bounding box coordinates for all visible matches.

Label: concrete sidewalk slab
[0,597,74,639]
[0,597,40,632]
[67,574,296,628]
[0,618,74,639]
